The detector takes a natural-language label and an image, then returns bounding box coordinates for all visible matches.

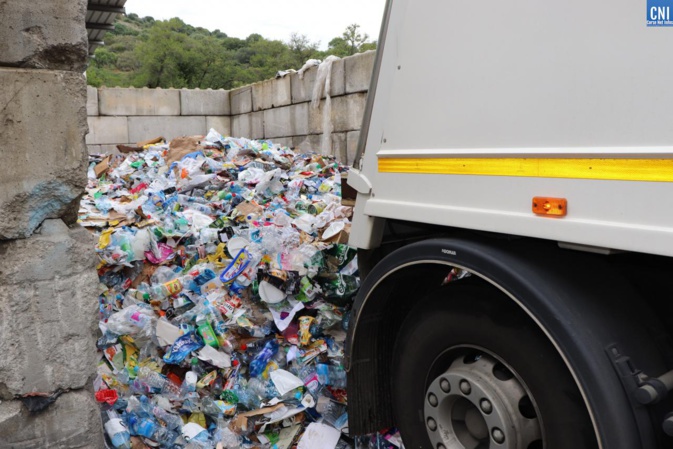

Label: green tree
[247,38,295,80]
[86,14,377,89]
[133,18,192,88]
[287,32,321,67]
[328,23,371,57]
[91,47,117,68]
[360,41,377,52]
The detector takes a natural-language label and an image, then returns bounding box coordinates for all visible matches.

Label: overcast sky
[126,1,387,50]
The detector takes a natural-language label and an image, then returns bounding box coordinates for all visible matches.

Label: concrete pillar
[0,0,103,447]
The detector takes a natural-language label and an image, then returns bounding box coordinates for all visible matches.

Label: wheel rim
[424,348,543,449]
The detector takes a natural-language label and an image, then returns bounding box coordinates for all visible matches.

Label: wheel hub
[424,351,542,449]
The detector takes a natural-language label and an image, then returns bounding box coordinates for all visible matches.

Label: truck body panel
[350,0,673,255]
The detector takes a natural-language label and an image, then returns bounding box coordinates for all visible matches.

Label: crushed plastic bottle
[248,339,279,377]
[103,409,132,449]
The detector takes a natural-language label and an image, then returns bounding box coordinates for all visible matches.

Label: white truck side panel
[350,0,673,256]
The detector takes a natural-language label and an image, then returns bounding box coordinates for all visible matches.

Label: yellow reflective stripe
[377,158,673,182]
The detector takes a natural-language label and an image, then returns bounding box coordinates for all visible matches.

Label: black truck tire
[391,281,599,449]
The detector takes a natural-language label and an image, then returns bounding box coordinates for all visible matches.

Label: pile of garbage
[80,130,402,449]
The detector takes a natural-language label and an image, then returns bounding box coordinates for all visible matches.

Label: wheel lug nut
[428,393,438,407]
[427,417,437,431]
[480,399,493,414]
[492,427,505,444]
[440,378,451,393]
[459,380,471,395]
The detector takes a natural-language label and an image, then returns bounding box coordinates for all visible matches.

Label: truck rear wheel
[392,281,599,449]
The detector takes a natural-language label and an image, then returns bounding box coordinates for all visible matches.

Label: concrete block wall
[229,51,373,164]
[86,50,375,165]
[0,0,104,447]
[86,87,232,153]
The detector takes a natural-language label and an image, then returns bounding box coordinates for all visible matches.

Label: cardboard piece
[166,135,202,165]
[136,136,164,147]
[275,425,301,449]
[233,155,253,167]
[130,263,157,288]
[117,144,144,153]
[323,223,351,245]
[257,425,300,448]
[234,201,263,218]
[94,155,111,178]
[231,404,285,433]
[259,406,305,431]
[130,436,149,449]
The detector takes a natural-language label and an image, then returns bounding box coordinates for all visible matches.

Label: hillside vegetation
[87,13,376,89]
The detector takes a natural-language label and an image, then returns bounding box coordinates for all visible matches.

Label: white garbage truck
[345,1,673,448]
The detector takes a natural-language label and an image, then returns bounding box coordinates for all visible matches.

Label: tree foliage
[328,24,375,57]
[87,15,376,89]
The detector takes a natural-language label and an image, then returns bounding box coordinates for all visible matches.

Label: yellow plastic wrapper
[97,228,114,249]
[196,370,218,389]
[188,412,207,428]
[298,316,315,347]
[120,336,139,379]
[201,243,228,268]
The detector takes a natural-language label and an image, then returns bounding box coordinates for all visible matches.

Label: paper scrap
[197,345,231,368]
[155,319,182,347]
[182,422,206,440]
[269,298,304,331]
[270,369,304,395]
[297,422,341,449]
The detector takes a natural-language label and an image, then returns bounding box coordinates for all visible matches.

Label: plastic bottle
[152,426,180,446]
[247,377,279,402]
[104,410,132,449]
[180,371,198,396]
[161,379,182,399]
[189,428,212,448]
[134,416,158,439]
[233,383,261,410]
[185,202,214,215]
[153,406,183,431]
[196,316,219,348]
[205,304,228,341]
[115,369,131,387]
[213,420,241,449]
[329,364,347,389]
[227,251,260,295]
[189,357,206,377]
[249,339,279,377]
[106,305,154,336]
[210,373,224,397]
[201,396,225,419]
[178,193,210,205]
[149,274,195,300]
[272,345,288,369]
[317,363,330,385]
[136,367,167,391]
[295,365,321,396]
[235,346,250,367]
[139,395,156,416]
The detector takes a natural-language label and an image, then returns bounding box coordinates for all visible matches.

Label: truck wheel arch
[346,236,671,448]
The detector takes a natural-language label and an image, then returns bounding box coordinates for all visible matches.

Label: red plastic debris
[95,389,118,405]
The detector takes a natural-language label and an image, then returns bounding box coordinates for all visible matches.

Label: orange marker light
[532,197,567,217]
